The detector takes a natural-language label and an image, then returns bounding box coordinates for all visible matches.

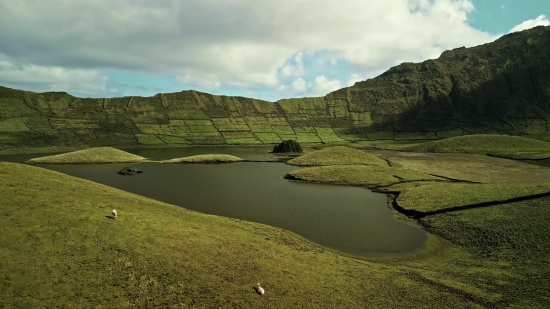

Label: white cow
[112,209,118,219]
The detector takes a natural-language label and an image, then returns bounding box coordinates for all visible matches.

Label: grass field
[161,154,242,163]
[287,146,389,167]
[285,165,442,187]
[402,134,550,158]
[417,196,550,308]
[2,161,550,307]
[394,182,550,213]
[25,147,147,164]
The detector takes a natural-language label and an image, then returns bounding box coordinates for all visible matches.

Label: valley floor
[1,149,550,308]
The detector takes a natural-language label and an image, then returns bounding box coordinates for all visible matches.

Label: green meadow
[0,160,547,308]
[161,154,243,163]
[401,134,550,160]
[25,147,147,164]
[287,146,388,167]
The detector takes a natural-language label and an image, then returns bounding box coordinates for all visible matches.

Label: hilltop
[26,147,146,164]
[287,146,389,166]
[1,26,549,150]
[403,134,550,158]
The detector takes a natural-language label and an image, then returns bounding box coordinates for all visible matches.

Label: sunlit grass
[403,134,550,158]
[25,147,146,164]
[1,162,491,308]
[161,154,242,163]
[395,182,550,213]
[286,165,441,187]
[287,146,388,167]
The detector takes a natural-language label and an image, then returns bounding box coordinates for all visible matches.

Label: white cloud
[309,75,342,95]
[0,0,545,98]
[346,74,363,87]
[508,15,550,33]
[0,54,108,95]
[281,52,305,77]
[290,77,306,92]
[175,72,222,88]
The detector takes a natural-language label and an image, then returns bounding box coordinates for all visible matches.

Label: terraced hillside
[1,26,549,150]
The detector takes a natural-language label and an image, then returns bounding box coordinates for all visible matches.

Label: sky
[0,0,548,102]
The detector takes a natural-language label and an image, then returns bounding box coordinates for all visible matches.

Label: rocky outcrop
[1,26,549,150]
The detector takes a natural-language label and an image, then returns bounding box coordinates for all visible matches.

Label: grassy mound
[161,154,242,163]
[404,134,550,158]
[26,147,146,164]
[396,182,550,213]
[286,165,440,187]
[287,146,388,167]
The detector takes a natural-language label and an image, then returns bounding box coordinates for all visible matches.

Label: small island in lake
[117,167,144,175]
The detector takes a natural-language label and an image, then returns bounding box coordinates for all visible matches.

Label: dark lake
[1,146,428,257]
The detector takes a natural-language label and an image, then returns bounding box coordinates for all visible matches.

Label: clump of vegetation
[161,154,242,163]
[285,165,440,187]
[287,146,388,167]
[25,147,146,164]
[404,134,550,158]
[396,182,550,213]
[272,140,303,153]
[117,167,143,175]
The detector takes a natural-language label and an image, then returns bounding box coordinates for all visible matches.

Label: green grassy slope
[402,134,550,158]
[285,165,441,187]
[2,161,550,307]
[2,26,550,151]
[287,146,389,167]
[25,147,146,164]
[395,182,550,213]
[417,196,550,308]
[161,154,243,163]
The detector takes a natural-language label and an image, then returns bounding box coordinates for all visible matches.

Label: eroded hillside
[1,26,549,150]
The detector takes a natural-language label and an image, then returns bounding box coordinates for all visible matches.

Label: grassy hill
[285,165,441,187]
[26,147,146,164]
[402,134,550,158]
[161,154,243,163]
[1,26,550,151]
[2,161,550,307]
[287,146,389,167]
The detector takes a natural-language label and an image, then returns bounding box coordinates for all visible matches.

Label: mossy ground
[25,147,147,164]
[402,134,550,159]
[394,182,550,213]
[2,153,550,307]
[281,145,550,308]
[286,165,442,187]
[0,162,481,308]
[161,154,243,163]
[287,146,388,167]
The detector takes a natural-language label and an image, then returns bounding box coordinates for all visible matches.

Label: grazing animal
[256,283,265,295]
[112,209,118,219]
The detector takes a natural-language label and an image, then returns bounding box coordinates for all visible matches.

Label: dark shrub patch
[272,140,303,153]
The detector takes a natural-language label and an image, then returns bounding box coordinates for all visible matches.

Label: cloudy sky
[0,0,548,102]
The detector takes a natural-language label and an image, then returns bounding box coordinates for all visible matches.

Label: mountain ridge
[1,25,549,150]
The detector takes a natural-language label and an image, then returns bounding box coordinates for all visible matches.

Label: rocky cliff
[1,26,549,150]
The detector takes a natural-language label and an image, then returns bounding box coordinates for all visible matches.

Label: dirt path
[368,150,550,183]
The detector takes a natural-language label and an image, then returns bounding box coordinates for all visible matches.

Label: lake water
[1,146,428,257]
